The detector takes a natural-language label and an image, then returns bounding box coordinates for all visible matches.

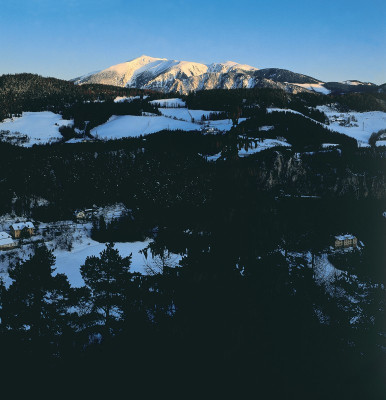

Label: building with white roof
[334,234,357,249]
[0,232,16,250]
[9,222,35,238]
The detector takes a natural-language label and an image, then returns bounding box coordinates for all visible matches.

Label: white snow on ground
[159,107,218,122]
[90,115,201,138]
[204,139,290,161]
[292,83,331,95]
[114,95,149,103]
[259,125,274,131]
[317,106,386,146]
[205,118,246,131]
[0,237,178,288]
[206,152,222,161]
[0,211,182,288]
[149,98,186,107]
[268,106,386,146]
[114,96,139,103]
[267,108,305,117]
[322,143,339,148]
[53,239,155,287]
[314,253,343,291]
[90,114,242,139]
[238,139,291,157]
[341,80,374,86]
[0,112,73,146]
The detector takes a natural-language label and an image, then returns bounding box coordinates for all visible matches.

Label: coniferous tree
[80,243,132,334]
[3,244,72,354]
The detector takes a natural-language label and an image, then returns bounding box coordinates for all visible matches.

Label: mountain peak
[72,55,327,95]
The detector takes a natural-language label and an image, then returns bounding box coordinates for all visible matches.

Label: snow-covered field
[0,112,73,146]
[90,111,242,139]
[317,106,386,146]
[0,212,181,288]
[292,83,331,95]
[206,139,291,161]
[238,139,291,157]
[268,106,386,146]
[53,238,156,287]
[149,98,186,107]
[114,95,149,103]
[90,115,201,138]
[159,107,217,122]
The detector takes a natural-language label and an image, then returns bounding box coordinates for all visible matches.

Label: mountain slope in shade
[73,55,380,95]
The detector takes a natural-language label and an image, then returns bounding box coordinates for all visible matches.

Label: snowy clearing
[0,112,73,146]
[238,139,291,157]
[90,114,241,139]
[317,106,386,146]
[53,239,156,287]
[149,98,186,107]
[114,95,149,103]
[268,106,386,146]
[90,115,201,138]
[159,107,218,122]
[292,83,331,95]
[0,211,182,288]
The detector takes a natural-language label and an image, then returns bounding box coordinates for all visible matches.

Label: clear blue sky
[1,0,385,84]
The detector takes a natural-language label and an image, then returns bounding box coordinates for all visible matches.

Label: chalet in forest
[334,234,358,249]
[74,208,96,220]
[10,222,35,238]
[0,232,16,250]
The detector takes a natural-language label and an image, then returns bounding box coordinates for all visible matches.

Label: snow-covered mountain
[72,55,378,95]
[72,55,326,94]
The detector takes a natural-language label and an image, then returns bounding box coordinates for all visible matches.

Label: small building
[74,210,86,219]
[74,208,96,220]
[10,222,35,238]
[201,126,220,134]
[0,232,17,250]
[334,234,358,249]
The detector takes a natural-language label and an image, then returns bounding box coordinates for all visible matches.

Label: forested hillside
[0,74,385,397]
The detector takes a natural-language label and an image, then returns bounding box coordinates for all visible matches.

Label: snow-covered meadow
[90,114,201,138]
[317,106,386,146]
[0,209,181,288]
[0,111,73,146]
[268,106,386,146]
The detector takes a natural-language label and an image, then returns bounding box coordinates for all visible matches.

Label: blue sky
[0,0,385,83]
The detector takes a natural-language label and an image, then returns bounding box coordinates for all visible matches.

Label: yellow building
[10,222,35,238]
[334,234,357,249]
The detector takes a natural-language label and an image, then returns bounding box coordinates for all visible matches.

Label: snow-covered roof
[0,232,11,239]
[335,234,356,241]
[11,222,34,231]
[0,237,15,246]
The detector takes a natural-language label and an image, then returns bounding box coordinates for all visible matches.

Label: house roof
[335,234,356,241]
[11,222,34,231]
[0,237,15,246]
[0,232,11,239]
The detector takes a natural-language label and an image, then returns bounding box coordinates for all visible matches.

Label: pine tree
[80,243,132,334]
[3,244,72,354]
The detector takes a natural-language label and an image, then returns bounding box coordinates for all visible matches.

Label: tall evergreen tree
[80,243,132,334]
[3,244,72,355]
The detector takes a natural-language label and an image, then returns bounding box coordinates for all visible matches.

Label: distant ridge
[72,55,382,95]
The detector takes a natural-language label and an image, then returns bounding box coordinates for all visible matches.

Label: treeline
[61,99,160,133]
[0,73,157,121]
[236,109,357,149]
[0,211,384,396]
[0,129,385,219]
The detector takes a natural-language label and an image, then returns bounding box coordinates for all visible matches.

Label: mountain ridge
[72,55,384,95]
